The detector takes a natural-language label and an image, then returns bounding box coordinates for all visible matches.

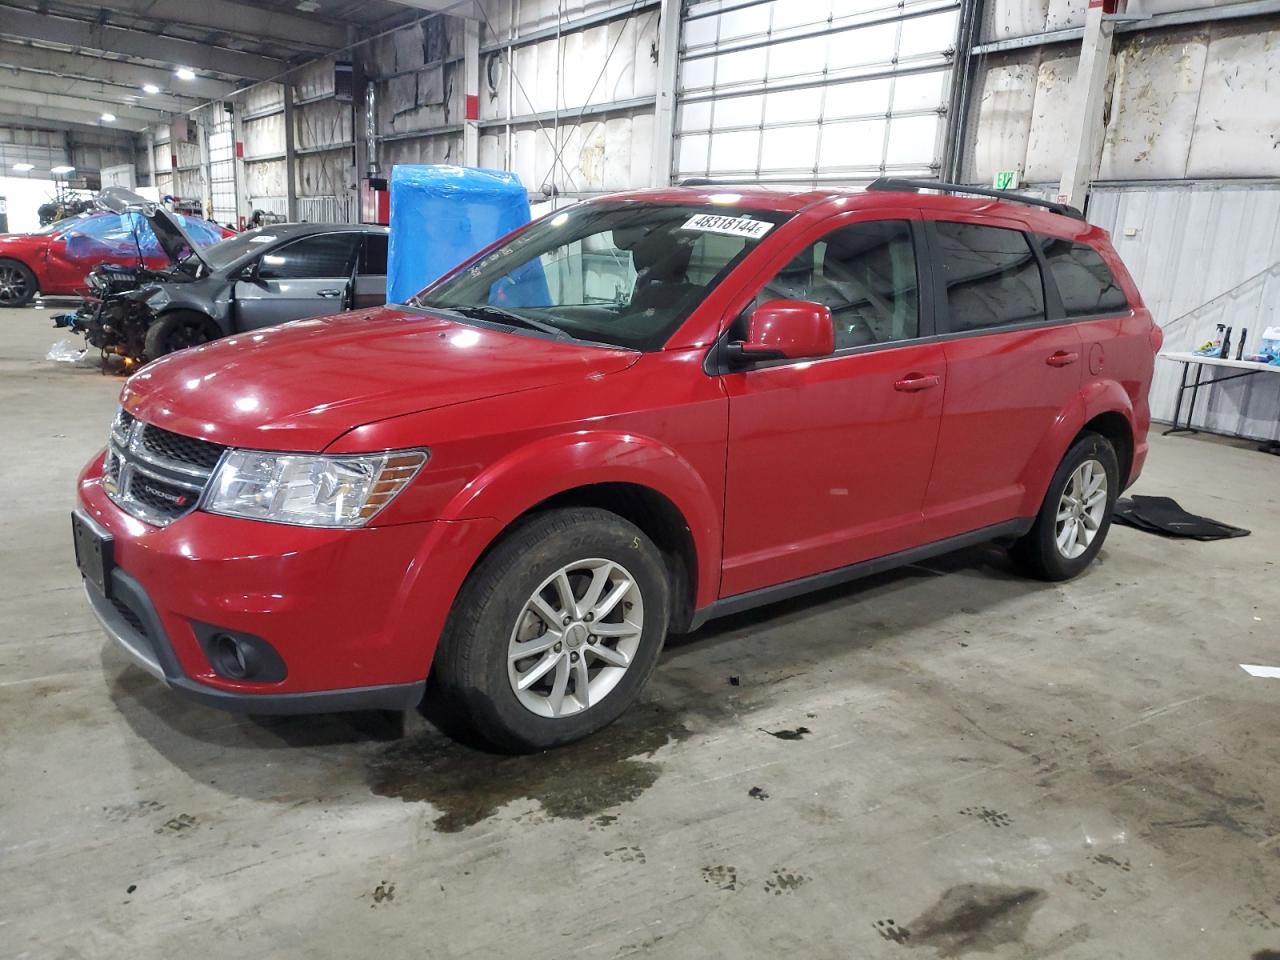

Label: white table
[1158,351,1280,437]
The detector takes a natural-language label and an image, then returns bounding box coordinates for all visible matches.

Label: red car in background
[0,210,232,307]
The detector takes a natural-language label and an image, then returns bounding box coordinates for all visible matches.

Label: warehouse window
[751,220,919,349]
[1039,238,1129,318]
[934,222,1045,333]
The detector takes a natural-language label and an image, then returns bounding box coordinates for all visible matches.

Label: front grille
[103,409,226,526]
[140,425,224,470]
[110,597,148,638]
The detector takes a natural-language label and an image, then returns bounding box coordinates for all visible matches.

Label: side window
[751,220,920,350]
[259,233,359,280]
[1039,237,1128,318]
[359,233,388,275]
[934,222,1045,333]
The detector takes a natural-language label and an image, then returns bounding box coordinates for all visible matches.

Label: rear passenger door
[921,217,1083,538]
[354,231,388,308]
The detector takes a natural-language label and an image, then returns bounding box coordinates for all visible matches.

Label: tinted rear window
[1039,237,1129,318]
[933,222,1045,332]
[361,233,388,275]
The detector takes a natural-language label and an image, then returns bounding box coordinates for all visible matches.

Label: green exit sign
[993,170,1020,190]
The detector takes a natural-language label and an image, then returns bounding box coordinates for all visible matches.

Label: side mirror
[238,260,259,282]
[726,299,834,365]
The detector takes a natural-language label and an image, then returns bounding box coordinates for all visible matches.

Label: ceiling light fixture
[12,162,34,171]
[142,83,161,94]
[175,67,196,80]
[101,112,116,122]
[51,165,75,174]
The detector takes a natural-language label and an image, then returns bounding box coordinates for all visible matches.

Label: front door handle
[317,288,342,298]
[893,373,941,392]
[1046,350,1079,367]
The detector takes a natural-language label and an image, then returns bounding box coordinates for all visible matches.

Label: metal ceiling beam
[0,6,286,80]
[48,0,351,51]
[0,110,135,138]
[0,88,164,127]
[0,41,239,99]
[0,70,195,114]
[386,0,481,18]
[0,105,143,136]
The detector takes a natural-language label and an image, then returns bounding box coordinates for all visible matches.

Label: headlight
[206,449,428,527]
[144,286,171,310]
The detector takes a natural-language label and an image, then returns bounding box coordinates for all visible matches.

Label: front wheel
[1012,431,1119,581]
[431,507,671,752]
[0,259,37,307]
[143,310,221,360]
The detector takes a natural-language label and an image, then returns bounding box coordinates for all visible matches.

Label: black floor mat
[1113,495,1250,541]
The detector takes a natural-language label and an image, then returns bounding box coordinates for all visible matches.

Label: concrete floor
[3,306,1279,960]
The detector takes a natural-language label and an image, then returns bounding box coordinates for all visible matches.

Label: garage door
[674,0,960,184]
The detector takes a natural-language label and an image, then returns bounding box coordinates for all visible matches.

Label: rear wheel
[0,259,37,307]
[431,507,670,752]
[1012,431,1119,581]
[144,310,221,360]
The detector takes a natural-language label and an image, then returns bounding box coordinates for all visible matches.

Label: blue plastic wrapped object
[387,164,533,304]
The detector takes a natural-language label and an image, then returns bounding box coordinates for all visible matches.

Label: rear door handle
[1046,350,1079,367]
[893,373,941,392]
[317,288,342,298]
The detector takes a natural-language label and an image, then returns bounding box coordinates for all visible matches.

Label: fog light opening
[212,633,251,679]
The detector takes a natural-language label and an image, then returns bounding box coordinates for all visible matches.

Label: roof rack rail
[865,177,1086,221]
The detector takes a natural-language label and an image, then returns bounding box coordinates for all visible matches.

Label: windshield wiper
[445,304,569,339]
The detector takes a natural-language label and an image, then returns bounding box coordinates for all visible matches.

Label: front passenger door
[234,232,361,330]
[719,215,947,598]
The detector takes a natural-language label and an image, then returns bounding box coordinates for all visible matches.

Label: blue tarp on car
[386,164,533,304]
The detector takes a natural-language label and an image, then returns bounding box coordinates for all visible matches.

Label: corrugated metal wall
[1089,183,1280,441]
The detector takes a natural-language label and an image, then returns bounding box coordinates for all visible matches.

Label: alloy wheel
[507,557,644,718]
[1055,458,1108,560]
[0,266,29,304]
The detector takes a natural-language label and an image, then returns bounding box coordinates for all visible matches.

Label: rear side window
[933,222,1045,332]
[1039,237,1128,317]
[360,233,388,275]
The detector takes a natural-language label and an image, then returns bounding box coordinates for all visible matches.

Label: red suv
[73,180,1158,751]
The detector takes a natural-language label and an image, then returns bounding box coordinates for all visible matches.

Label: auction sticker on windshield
[680,214,773,239]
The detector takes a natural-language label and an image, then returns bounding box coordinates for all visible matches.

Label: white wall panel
[1089,184,1280,440]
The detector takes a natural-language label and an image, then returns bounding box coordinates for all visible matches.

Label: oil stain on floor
[365,699,695,832]
[898,883,1047,957]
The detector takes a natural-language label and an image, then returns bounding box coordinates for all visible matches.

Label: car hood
[120,307,641,451]
[0,233,45,250]
[96,186,207,270]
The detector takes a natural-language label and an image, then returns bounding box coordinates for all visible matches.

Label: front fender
[440,430,723,609]
[1017,380,1136,516]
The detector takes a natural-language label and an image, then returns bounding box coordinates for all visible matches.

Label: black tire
[1011,431,1119,581]
[144,310,221,360]
[0,259,37,307]
[431,507,671,753]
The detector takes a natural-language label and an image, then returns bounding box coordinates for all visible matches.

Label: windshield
[414,202,789,350]
[201,227,280,269]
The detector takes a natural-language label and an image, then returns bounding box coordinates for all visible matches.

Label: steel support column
[651,0,681,187]
[1057,0,1117,209]
[463,17,481,166]
[283,90,298,221]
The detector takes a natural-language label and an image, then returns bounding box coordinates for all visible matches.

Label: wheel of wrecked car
[0,259,37,307]
[143,310,221,360]
[431,506,671,753]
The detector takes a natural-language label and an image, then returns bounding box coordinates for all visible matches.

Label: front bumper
[76,453,499,713]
